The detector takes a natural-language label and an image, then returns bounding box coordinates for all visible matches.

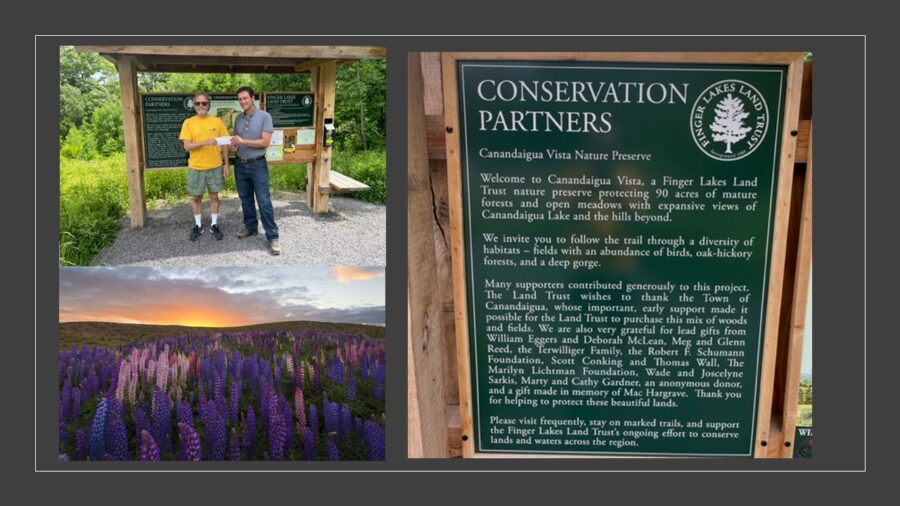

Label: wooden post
[311,62,337,213]
[307,67,318,209]
[779,124,813,457]
[408,53,449,458]
[117,55,146,229]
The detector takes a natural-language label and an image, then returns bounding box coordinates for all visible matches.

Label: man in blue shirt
[230,86,281,255]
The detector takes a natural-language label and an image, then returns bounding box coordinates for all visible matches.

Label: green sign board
[141,93,261,169]
[456,60,789,456]
[266,92,315,128]
[141,94,195,169]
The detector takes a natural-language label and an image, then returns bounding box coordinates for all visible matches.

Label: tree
[710,93,752,154]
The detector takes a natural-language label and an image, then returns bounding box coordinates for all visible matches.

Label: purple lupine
[60,378,72,423]
[74,428,87,461]
[151,386,172,453]
[324,398,339,435]
[139,430,161,461]
[106,396,128,460]
[302,427,316,461]
[267,390,284,461]
[354,417,365,440]
[134,404,150,439]
[58,402,69,450]
[176,399,193,428]
[229,428,241,461]
[229,375,241,424]
[308,404,319,439]
[373,361,385,401]
[340,404,352,443]
[312,362,321,394]
[242,407,257,459]
[293,387,306,432]
[58,453,70,461]
[326,432,340,461]
[177,423,201,461]
[346,365,357,401]
[71,387,82,420]
[89,397,107,461]
[365,421,385,461]
[211,406,227,461]
[280,397,293,458]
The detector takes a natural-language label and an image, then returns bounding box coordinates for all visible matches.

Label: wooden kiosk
[408,52,812,458]
[75,45,385,229]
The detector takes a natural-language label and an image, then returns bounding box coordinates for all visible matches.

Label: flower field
[58,329,385,461]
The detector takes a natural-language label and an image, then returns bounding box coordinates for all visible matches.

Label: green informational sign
[141,93,261,169]
[793,426,813,458]
[141,94,194,168]
[266,92,315,128]
[457,61,788,456]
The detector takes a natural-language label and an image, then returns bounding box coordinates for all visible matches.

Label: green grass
[59,149,386,266]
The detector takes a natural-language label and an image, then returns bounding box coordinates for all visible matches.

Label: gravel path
[91,192,385,266]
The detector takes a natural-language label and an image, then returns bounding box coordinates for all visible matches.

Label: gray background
[13,6,884,500]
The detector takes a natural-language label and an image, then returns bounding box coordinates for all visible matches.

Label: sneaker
[211,224,223,241]
[189,225,202,241]
[269,239,281,255]
[236,227,258,239]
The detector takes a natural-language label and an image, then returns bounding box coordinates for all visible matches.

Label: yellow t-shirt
[179,115,229,170]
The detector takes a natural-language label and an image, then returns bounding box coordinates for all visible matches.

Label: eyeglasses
[194,101,209,106]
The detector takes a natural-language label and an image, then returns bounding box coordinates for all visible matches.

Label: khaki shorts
[187,166,225,196]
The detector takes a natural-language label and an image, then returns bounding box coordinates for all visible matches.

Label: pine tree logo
[690,80,769,161]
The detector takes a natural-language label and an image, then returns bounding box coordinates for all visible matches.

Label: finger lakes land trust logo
[691,80,769,162]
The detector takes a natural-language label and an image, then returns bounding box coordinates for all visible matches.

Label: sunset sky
[59,267,385,327]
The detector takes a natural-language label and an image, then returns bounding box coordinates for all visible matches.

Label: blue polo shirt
[233,107,274,159]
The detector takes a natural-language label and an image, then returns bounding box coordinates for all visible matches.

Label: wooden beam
[306,68,318,209]
[294,59,338,73]
[76,45,385,59]
[311,62,336,213]
[116,55,146,229]
[754,54,806,457]
[779,124,813,457]
[408,53,449,458]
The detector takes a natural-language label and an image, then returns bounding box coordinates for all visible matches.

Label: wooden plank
[312,62,336,213]
[408,300,424,458]
[444,52,805,65]
[421,52,444,116]
[754,54,806,457]
[442,52,476,459]
[425,115,447,160]
[328,170,370,192]
[307,68,319,208]
[408,53,449,458]
[76,45,386,59]
[795,120,811,164]
[117,55,146,230]
[295,59,339,73]
[447,405,462,458]
[780,125,813,457]
[429,160,459,406]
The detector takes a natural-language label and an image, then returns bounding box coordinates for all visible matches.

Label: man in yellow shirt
[179,92,231,241]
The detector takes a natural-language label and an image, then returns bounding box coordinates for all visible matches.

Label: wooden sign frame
[441,52,806,458]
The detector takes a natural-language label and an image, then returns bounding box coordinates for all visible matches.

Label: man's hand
[230,135,244,148]
[224,165,230,178]
[207,138,217,146]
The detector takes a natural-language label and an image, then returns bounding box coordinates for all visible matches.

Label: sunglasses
[194,101,209,106]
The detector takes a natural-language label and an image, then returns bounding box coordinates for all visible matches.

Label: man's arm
[183,138,216,151]
[232,131,272,149]
[222,145,230,177]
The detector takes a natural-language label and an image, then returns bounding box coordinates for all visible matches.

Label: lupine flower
[74,428,87,461]
[294,387,306,432]
[139,430,161,461]
[308,404,319,438]
[324,398,339,435]
[58,453,70,461]
[151,386,172,453]
[346,365,357,401]
[302,427,316,461]
[340,404,352,443]
[326,432,340,461]
[177,423,201,461]
[89,397,108,461]
[106,396,128,460]
[267,390,284,461]
[365,421,385,461]
[242,407,257,459]
[229,428,241,461]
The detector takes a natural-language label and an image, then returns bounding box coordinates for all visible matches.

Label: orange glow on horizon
[59,307,254,328]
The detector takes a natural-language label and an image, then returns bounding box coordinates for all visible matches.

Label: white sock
[194,214,201,227]
[211,214,218,226]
